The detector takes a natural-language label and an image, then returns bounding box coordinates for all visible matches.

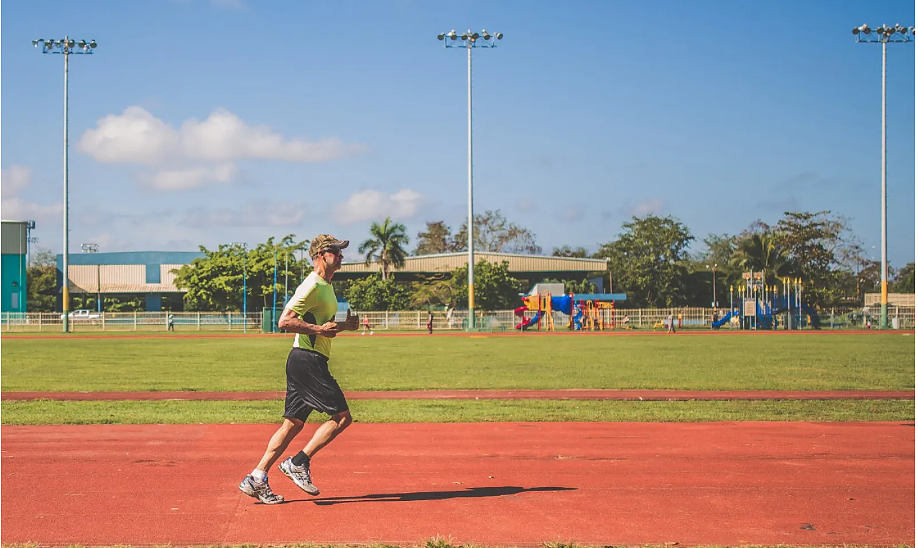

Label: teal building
[1,220,30,312]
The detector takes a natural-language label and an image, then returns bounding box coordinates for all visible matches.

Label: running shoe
[238,474,284,504]
[279,457,320,496]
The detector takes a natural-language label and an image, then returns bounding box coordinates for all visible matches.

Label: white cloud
[0,197,63,221]
[80,107,364,165]
[629,198,665,217]
[1,165,63,224]
[78,107,179,166]
[177,109,363,163]
[334,189,425,225]
[211,0,244,8]
[78,106,366,191]
[144,163,237,191]
[180,200,309,228]
[561,206,581,222]
[516,198,537,213]
[1,165,34,198]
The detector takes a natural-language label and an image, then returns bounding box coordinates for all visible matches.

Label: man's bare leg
[303,410,352,458]
[255,417,304,472]
[276,411,351,496]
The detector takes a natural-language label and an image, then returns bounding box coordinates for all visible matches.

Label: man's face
[323,248,343,270]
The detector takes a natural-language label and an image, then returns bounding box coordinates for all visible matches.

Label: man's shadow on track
[289,486,575,505]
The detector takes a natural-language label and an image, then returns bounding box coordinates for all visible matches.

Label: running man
[238,235,359,504]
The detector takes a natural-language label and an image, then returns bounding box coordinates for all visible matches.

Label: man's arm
[278,308,339,337]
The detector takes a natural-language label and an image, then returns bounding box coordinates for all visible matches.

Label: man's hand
[340,309,360,331]
[319,321,340,338]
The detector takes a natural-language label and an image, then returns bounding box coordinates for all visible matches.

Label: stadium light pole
[437,28,503,330]
[81,243,100,313]
[233,242,247,333]
[26,221,37,267]
[852,23,914,329]
[706,263,717,309]
[272,245,278,333]
[32,37,98,333]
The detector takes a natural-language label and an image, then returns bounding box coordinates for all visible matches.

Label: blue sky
[2,0,915,268]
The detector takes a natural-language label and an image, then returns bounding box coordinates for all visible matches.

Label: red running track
[1,422,913,546]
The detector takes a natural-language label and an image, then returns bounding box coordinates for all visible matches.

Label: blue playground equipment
[721,272,820,330]
[711,309,737,328]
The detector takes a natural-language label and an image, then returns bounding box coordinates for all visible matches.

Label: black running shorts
[283,347,349,421]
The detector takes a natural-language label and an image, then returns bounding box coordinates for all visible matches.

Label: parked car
[60,309,101,321]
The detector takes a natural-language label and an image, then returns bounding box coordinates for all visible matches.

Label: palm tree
[359,217,409,280]
[729,233,793,284]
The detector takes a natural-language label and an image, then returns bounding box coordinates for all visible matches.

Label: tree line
[23,208,915,312]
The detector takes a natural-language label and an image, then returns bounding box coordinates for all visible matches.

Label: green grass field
[1,332,914,392]
[2,398,911,425]
[1,332,913,424]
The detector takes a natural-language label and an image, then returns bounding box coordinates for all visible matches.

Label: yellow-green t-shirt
[285,272,338,358]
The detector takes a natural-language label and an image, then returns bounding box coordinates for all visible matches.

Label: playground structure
[714,271,819,330]
[514,285,627,331]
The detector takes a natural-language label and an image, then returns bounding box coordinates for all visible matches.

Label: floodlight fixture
[854,23,911,43]
[35,37,98,54]
[439,28,503,49]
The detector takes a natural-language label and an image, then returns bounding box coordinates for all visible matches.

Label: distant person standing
[238,235,359,505]
[666,313,676,333]
[427,310,434,334]
[167,314,175,332]
[362,314,373,335]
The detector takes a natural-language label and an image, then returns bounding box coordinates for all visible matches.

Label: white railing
[0,311,262,332]
[2,306,913,332]
[346,305,915,332]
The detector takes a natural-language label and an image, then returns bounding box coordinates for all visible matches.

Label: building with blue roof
[57,251,204,311]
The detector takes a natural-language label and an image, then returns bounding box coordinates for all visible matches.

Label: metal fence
[0,311,261,332]
[347,305,916,332]
[2,305,913,332]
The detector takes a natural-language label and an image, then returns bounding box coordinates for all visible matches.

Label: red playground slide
[514,306,541,330]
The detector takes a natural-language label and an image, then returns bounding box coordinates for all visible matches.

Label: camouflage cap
[309,234,349,258]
